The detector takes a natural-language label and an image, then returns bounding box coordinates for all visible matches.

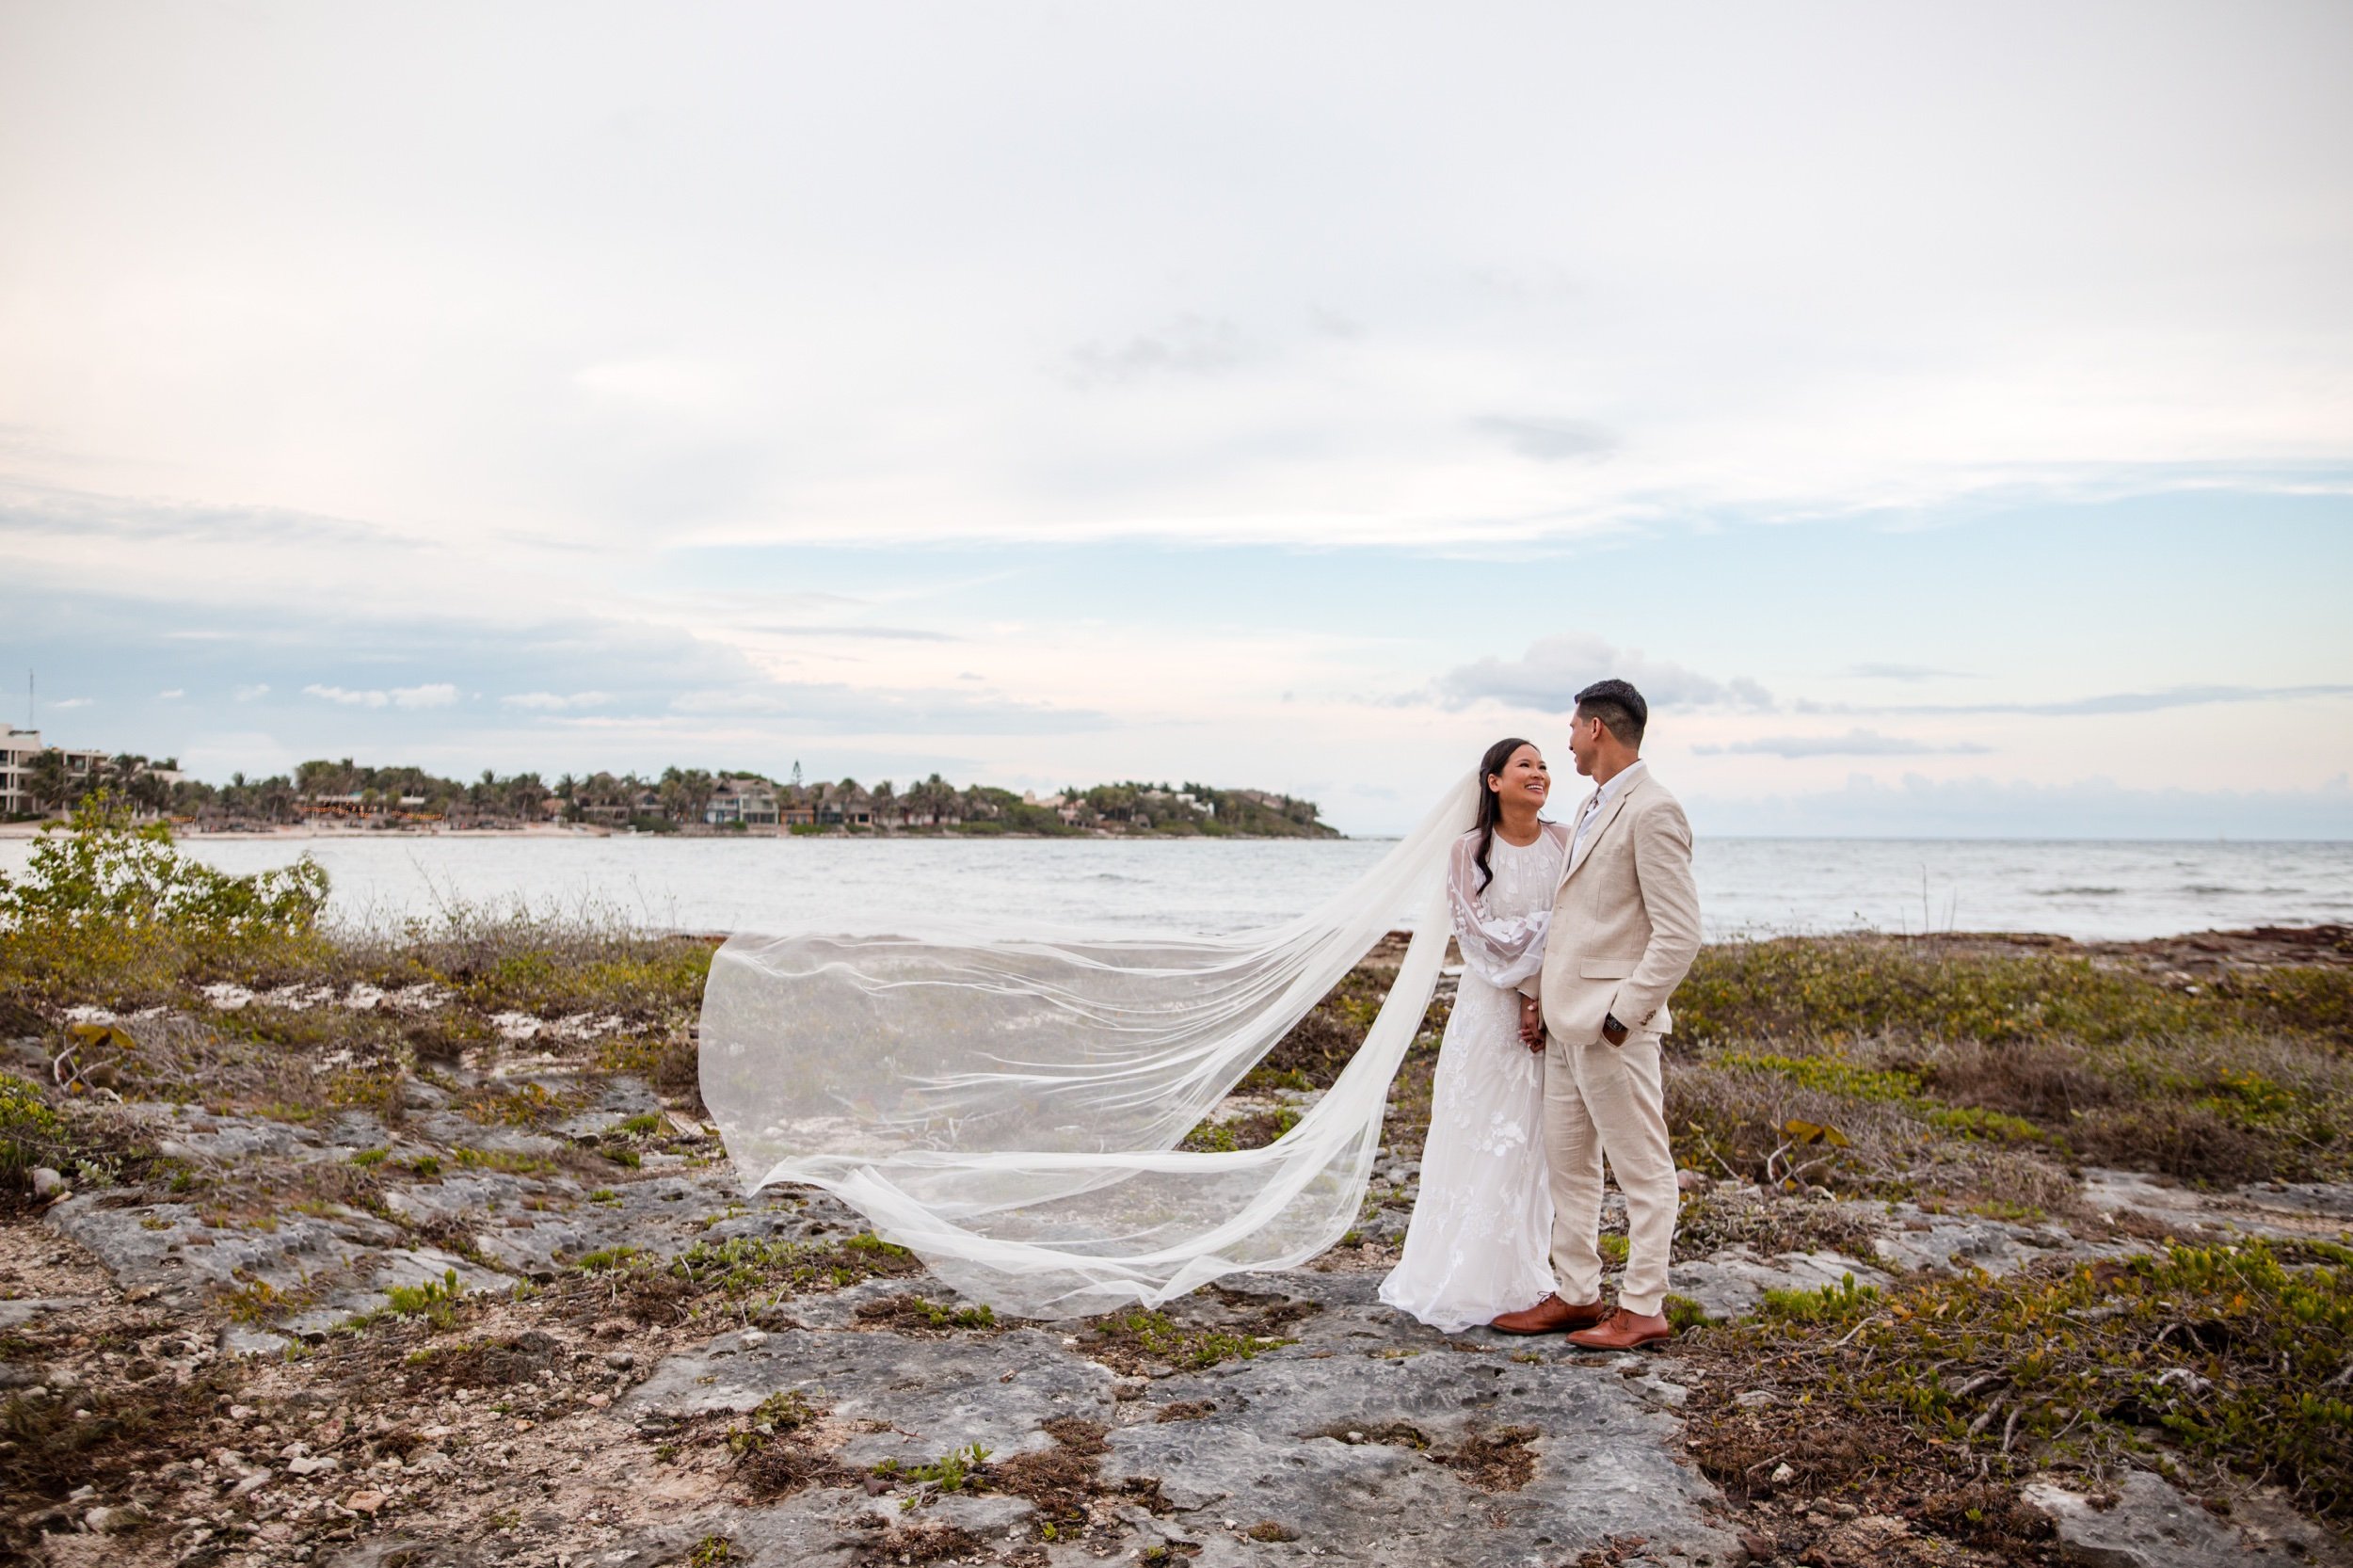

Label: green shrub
[0,1073,63,1191]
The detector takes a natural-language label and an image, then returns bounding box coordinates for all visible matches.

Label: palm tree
[26,749,72,814]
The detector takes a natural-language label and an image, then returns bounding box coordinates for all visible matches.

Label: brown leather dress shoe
[1565,1307,1673,1351]
[1488,1294,1609,1335]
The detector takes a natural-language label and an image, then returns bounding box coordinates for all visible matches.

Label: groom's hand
[1519,996,1545,1052]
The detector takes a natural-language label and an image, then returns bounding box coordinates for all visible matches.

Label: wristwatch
[1602,1013,1628,1046]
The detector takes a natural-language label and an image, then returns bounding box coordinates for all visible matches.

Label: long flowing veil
[698,773,1481,1318]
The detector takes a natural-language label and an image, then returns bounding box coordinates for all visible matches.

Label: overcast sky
[4,1,2349,835]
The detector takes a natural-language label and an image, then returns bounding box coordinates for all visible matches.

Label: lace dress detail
[1377,823,1566,1331]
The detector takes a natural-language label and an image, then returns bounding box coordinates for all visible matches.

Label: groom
[1492,679,1701,1349]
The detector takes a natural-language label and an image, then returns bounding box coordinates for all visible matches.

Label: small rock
[1769,1463,1796,1484]
[288,1456,340,1477]
[1733,1390,1776,1408]
[343,1488,388,1514]
[1737,1530,1777,1563]
[1675,1169,1710,1192]
[85,1504,145,1534]
[30,1167,68,1199]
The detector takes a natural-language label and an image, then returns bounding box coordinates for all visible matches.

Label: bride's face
[1489,744,1549,809]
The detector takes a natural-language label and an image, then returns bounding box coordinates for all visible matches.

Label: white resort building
[0,729,108,817]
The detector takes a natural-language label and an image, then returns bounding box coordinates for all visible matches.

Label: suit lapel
[1560,770,1646,890]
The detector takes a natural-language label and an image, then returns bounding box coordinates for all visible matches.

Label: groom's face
[1568,712,1601,776]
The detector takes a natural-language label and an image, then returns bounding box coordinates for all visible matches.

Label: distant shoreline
[0,820,1351,843]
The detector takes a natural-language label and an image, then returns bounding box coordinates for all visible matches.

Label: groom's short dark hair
[1575,679,1647,747]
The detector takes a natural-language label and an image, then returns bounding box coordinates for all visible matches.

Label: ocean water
[5,832,2347,942]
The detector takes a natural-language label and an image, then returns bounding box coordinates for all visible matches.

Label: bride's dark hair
[1472,736,1536,892]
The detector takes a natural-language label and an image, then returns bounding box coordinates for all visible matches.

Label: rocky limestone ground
[5,930,2353,1568]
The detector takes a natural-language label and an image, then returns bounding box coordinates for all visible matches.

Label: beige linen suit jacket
[1534,769,1703,1046]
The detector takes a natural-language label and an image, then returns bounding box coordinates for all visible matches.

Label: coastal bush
[0,795,329,1006]
[1673,935,2347,1048]
[0,1072,63,1194]
[1685,1240,2353,1526]
[1660,934,2353,1195]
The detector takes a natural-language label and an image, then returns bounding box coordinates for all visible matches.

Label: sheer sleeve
[1447,829,1556,989]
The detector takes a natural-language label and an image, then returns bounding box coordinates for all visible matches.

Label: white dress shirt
[1570,759,1646,867]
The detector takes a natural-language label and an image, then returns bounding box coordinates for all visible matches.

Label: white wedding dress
[1378,822,1566,1332]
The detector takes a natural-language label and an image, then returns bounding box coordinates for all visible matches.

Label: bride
[699,751,1554,1319]
[1378,738,1564,1332]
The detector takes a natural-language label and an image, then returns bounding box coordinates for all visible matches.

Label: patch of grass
[721,1388,843,1500]
[568,1230,921,1326]
[1674,936,2343,1048]
[681,1536,739,1568]
[617,1112,663,1136]
[1082,1308,1295,1373]
[853,1294,1000,1332]
[450,1146,555,1176]
[460,1081,568,1128]
[1683,1238,2353,1537]
[1432,1424,1539,1492]
[0,1071,64,1197]
[1662,1294,1713,1333]
[1757,1272,1880,1325]
[572,1245,644,1272]
[1180,1106,1299,1153]
[344,1268,466,1333]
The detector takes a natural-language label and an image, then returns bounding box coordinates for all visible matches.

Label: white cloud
[158,688,184,699]
[1469,416,1618,463]
[1067,314,1255,389]
[303,682,458,710]
[501,691,612,712]
[1692,773,2353,840]
[1433,635,1775,715]
[233,683,270,702]
[1696,729,1993,759]
[51,696,93,710]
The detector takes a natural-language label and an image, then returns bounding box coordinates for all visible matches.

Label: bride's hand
[1518,996,1545,1052]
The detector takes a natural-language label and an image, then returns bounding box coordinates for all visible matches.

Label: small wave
[2180,885,2244,896]
[2034,886,2124,897]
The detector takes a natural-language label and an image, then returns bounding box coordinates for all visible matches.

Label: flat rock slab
[2081,1169,2353,1243]
[1105,1271,1737,1567]
[280,1246,519,1338]
[2019,1467,2340,1568]
[45,1194,399,1307]
[618,1325,1116,1467]
[1669,1247,1890,1321]
[1872,1208,2124,1277]
[398,1168,763,1277]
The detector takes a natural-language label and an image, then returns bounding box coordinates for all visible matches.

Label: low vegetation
[1683,1238,2353,1546]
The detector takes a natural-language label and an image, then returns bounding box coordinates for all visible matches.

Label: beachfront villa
[703,776,781,827]
[1,729,113,817]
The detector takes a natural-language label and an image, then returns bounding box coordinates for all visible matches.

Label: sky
[3,1,2350,837]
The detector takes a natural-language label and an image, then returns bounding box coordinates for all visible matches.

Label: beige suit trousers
[1543,1027,1676,1318]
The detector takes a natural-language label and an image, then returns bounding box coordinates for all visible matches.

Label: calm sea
[5,833,2347,942]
